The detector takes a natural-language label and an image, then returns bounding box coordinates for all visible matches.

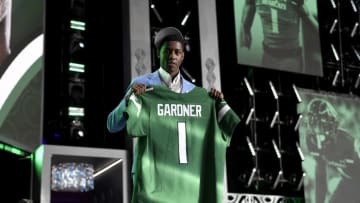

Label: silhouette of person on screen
[304,98,360,203]
[0,0,11,76]
[239,0,318,73]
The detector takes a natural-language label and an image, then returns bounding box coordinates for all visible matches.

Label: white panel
[129,0,152,79]
[198,0,222,90]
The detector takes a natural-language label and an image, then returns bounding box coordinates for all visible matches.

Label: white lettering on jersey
[157,104,202,117]
[258,0,287,10]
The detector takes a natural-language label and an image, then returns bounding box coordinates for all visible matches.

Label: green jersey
[256,0,302,49]
[125,85,240,203]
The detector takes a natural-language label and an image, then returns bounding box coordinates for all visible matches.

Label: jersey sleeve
[216,100,241,146]
[124,93,149,137]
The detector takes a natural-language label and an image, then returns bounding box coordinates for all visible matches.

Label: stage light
[269,81,278,100]
[332,70,340,86]
[292,84,302,103]
[68,106,85,117]
[296,142,304,161]
[70,119,86,140]
[247,167,257,187]
[350,0,358,12]
[329,19,338,34]
[93,159,123,178]
[69,32,85,55]
[246,136,256,157]
[0,143,26,156]
[245,108,255,125]
[352,46,360,61]
[296,173,305,191]
[354,73,360,88]
[69,62,85,73]
[243,77,254,96]
[272,170,283,190]
[350,22,358,38]
[330,0,337,9]
[182,67,196,83]
[150,3,163,23]
[70,20,86,31]
[330,43,340,61]
[181,11,191,26]
[270,111,279,128]
[184,34,191,52]
[294,114,303,131]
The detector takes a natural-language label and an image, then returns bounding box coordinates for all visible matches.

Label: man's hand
[209,88,224,100]
[132,83,146,96]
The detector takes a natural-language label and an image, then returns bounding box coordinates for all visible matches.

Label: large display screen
[234,0,323,76]
[297,89,360,203]
[0,0,44,152]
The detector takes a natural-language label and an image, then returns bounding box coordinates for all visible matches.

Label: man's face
[159,41,184,78]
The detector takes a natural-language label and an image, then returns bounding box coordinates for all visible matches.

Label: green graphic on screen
[297,89,360,203]
[234,0,322,76]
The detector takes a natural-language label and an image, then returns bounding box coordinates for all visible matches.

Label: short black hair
[154,27,185,50]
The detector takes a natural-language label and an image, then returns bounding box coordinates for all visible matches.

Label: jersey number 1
[270,8,279,34]
[178,122,188,164]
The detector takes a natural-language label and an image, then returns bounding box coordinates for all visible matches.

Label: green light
[70,20,86,31]
[0,143,25,156]
[34,145,44,176]
[69,62,85,73]
[68,106,85,116]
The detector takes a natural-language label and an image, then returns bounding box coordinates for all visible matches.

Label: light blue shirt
[107,68,195,133]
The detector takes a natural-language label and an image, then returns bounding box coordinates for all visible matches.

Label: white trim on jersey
[129,94,142,117]
[218,104,230,123]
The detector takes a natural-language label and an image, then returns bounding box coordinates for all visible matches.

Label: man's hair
[154,27,185,51]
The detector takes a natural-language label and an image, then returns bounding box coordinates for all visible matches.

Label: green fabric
[256,0,301,49]
[125,85,240,203]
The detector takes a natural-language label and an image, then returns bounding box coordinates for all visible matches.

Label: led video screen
[234,0,322,76]
[34,145,130,203]
[297,89,360,203]
[0,0,44,152]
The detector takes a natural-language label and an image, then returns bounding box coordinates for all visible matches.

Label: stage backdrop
[234,0,323,76]
[0,0,44,152]
[297,88,360,203]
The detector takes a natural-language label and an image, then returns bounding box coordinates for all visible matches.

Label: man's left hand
[209,88,224,100]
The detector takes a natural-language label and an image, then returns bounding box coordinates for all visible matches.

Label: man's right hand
[132,83,147,96]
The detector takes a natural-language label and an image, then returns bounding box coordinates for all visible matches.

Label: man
[107,27,239,202]
[107,26,223,133]
[239,0,318,73]
[304,98,360,203]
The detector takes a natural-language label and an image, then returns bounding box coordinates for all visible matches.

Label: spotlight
[243,77,254,96]
[70,20,86,31]
[329,19,338,34]
[150,3,163,23]
[182,67,196,83]
[70,119,86,140]
[69,32,85,55]
[330,43,340,61]
[181,11,191,26]
[350,0,358,12]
